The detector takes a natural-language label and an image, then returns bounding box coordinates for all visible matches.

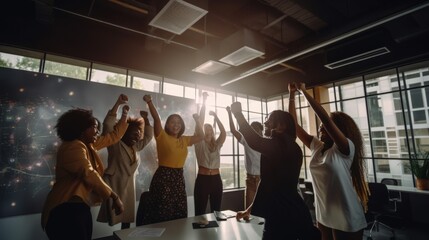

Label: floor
[363,222,429,240]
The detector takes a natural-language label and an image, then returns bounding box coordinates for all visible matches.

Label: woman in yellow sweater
[141,94,204,224]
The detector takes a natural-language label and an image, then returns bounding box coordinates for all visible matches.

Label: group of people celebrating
[41,81,370,240]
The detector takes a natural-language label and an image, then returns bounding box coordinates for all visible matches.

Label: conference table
[113,211,264,240]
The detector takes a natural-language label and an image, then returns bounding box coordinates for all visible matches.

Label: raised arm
[189,113,204,145]
[143,94,162,138]
[94,105,129,150]
[210,111,226,145]
[226,106,242,141]
[195,92,208,135]
[199,92,208,124]
[288,83,313,148]
[103,94,128,134]
[110,94,128,115]
[135,110,154,150]
[296,82,350,154]
[230,102,273,156]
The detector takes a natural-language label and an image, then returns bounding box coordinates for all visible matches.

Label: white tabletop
[113,211,264,240]
[386,185,429,195]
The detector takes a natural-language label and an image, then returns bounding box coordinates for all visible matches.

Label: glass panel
[318,84,332,103]
[132,76,160,92]
[184,86,196,99]
[365,68,398,94]
[413,110,426,124]
[236,95,248,111]
[221,135,234,155]
[249,112,263,127]
[163,82,184,97]
[267,96,283,113]
[44,61,87,80]
[248,97,262,113]
[220,155,236,189]
[0,52,40,72]
[368,159,414,187]
[410,88,424,108]
[366,95,384,127]
[92,70,126,87]
[238,155,246,188]
[337,77,364,100]
[216,92,233,108]
[329,85,339,102]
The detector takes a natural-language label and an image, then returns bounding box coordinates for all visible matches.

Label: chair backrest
[381,178,399,186]
[304,181,313,191]
[367,182,390,212]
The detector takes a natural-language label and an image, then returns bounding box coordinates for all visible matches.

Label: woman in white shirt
[289,82,369,240]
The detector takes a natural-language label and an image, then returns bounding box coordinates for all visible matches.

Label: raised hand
[288,82,297,92]
[140,110,148,119]
[226,106,231,113]
[193,113,200,121]
[295,82,306,92]
[117,94,128,105]
[122,105,130,115]
[202,92,209,101]
[143,95,152,103]
[230,102,242,114]
[209,110,216,117]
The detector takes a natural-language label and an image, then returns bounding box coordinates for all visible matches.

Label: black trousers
[193,174,223,216]
[45,202,92,240]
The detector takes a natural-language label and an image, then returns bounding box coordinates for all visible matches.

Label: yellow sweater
[156,129,191,168]
[41,116,128,229]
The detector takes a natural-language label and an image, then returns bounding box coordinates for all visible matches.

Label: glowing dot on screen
[36,162,42,167]
[58,78,63,83]
[163,105,167,109]
[19,88,24,92]
[9,158,15,163]
[16,117,21,121]
[11,202,16,207]
[69,91,74,96]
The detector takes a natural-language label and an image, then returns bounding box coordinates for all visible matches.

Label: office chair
[303,181,315,210]
[366,182,397,240]
[380,178,402,211]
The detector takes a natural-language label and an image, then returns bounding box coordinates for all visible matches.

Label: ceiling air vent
[324,47,390,69]
[149,0,207,35]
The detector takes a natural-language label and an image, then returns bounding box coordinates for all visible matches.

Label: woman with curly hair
[41,94,130,240]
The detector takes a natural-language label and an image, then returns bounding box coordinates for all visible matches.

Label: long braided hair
[331,111,370,211]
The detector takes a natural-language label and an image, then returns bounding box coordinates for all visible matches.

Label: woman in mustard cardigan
[41,94,129,240]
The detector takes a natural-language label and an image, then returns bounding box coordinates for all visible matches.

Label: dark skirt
[141,166,187,225]
[45,202,92,240]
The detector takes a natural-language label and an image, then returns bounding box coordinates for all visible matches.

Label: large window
[2,45,429,189]
[288,62,429,187]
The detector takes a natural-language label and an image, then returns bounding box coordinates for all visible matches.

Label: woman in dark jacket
[231,102,320,240]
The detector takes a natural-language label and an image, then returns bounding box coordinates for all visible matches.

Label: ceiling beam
[221,1,429,87]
